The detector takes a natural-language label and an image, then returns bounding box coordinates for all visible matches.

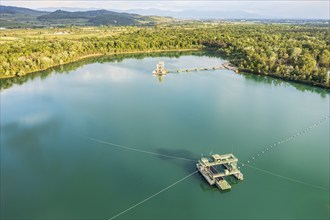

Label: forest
[0,23,329,88]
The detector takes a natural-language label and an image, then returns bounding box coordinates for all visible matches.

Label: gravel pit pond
[1,51,329,219]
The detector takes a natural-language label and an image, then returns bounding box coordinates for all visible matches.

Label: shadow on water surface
[156,148,198,161]
[156,148,198,174]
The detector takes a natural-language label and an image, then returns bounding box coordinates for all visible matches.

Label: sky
[2,0,330,19]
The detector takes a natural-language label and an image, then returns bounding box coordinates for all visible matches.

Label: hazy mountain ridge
[38,7,265,19]
[37,9,137,20]
[0,5,47,15]
[125,8,266,19]
[0,5,169,27]
[37,7,106,12]
[1,5,328,28]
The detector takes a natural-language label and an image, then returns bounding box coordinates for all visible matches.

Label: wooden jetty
[175,62,238,73]
[196,153,243,190]
[222,62,238,72]
[177,66,224,73]
[152,61,239,76]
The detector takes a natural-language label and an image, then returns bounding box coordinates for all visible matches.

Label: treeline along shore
[1,23,329,88]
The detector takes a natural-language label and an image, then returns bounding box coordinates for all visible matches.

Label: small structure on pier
[223,62,239,73]
[152,61,167,75]
[196,153,243,190]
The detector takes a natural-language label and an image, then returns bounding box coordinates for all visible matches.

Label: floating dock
[152,61,239,76]
[175,62,238,73]
[222,62,238,72]
[196,154,243,190]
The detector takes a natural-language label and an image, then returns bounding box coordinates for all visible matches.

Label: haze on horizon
[2,0,329,19]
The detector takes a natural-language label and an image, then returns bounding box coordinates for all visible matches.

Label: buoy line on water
[234,115,329,192]
[82,116,329,167]
[238,115,329,169]
[80,115,329,219]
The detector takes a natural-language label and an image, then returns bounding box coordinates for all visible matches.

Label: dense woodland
[0,23,329,87]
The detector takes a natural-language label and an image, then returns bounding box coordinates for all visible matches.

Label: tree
[319,50,330,67]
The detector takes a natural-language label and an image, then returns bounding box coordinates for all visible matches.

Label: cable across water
[81,115,329,218]
[108,170,198,220]
[243,164,328,191]
[83,136,195,162]
[239,115,329,169]
[234,116,330,191]
[83,116,329,167]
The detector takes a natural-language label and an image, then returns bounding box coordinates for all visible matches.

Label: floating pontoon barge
[196,154,243,190]
[152,61,167,75]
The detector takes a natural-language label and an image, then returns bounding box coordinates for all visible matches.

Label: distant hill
[89,14,138,26]
[37,9,159,26]
[0,5,171,28]
[37,7,105,12]
[0,6,49,28]
[37,10,115,20]
[0,5,47,15]
[126,8,266,19]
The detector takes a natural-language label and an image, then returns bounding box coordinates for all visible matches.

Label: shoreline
[1,48,329,89]
[239,69,330,89]
[0,48,201,80]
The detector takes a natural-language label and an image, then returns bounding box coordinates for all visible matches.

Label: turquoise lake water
[1,52,329,219]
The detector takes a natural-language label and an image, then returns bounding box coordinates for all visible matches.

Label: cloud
[19,112,52,126]
[80,65,136,82]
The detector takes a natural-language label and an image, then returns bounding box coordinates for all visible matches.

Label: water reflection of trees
[0,51,204,91]
[155,75,165,83]
[1,50,328,98]
[241,72,329,98]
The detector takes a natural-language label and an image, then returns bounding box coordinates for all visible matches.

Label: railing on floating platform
[196,153,243,190]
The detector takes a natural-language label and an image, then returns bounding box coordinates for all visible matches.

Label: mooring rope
[243,164,328,191]
[108,170,198,220]
[80,115,329,218]
[233,116,330,191]
[239,115,329,169]
[82,116,329,167]
[83,136,195,162]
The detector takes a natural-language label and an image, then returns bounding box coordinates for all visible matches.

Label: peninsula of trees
[1,23,329,88]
